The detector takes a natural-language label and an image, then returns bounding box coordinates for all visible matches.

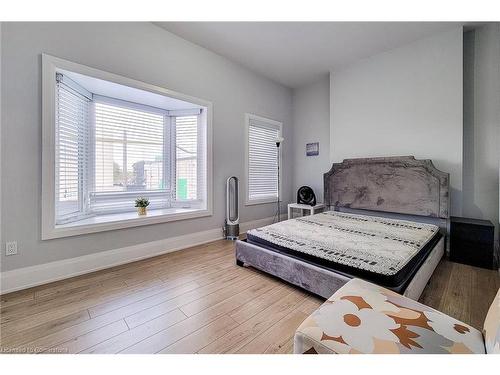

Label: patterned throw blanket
[247,211,438,276]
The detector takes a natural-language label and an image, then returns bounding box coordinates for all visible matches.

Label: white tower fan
[224,176,239,240]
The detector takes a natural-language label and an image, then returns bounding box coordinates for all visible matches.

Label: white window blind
[55,74,91,223]
[247,117,281,203]
[175,115,198,201]
[51,68,209,229]
[91,98,169,214]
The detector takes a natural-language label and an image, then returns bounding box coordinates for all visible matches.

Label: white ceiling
[156,22,464,88]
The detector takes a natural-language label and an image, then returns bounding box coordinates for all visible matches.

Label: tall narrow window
[94,101,165,193]
[175,115,198,201]
[55,74,91,223]
[246,114,282,205]
[91,98,169,214]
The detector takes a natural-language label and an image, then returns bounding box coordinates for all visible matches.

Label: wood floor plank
[90,258,235,316]
[99,250,231,289]
[119,308,225,353]
[182,281,281,327]
[92,284,199,330]
[0,290,35,309]
[16,312,129,353]
[3,259,233,335]
[0,279,165,336]
[438,262,473,324]
[228,284,292,324]
[87,280,200,318]
[125,253,234,286]
[2,238,498,354]
[470,266,500,329]
[46,320,129,354]
[154,282,283,353]
[198,290,307,354]
[0,310,90,348]
[119,278,283,353]
[4,279,178,350]
[155,259,233,285]
[30,245,231,299]
[1,281,129,323]
[159,314,238,354]
[33,277,117,302]
[15,270,248,352]
[295,296,323,315]
[236,309,309,354]
[124,271,257,329]
[274,337,295,354]
[228,293,317,355]
[418,259,453,309]
[82,309,188,354]
[8,241,228,304]
[178,275,270,317]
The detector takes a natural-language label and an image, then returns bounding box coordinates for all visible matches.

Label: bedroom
[0,0,499,371]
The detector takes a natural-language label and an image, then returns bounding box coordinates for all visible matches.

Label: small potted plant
[135,197,150,216]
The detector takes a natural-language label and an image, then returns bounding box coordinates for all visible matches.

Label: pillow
[483,288,500,354]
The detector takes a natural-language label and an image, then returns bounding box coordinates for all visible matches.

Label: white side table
[287,203,325,220]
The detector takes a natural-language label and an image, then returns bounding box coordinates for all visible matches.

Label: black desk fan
[296,186,316,206]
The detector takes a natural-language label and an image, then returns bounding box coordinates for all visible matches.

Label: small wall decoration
[306,142,319,156]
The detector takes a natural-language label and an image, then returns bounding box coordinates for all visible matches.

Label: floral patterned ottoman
[294,278,492,354]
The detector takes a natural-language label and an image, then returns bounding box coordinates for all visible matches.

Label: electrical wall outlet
[5,241,18,256]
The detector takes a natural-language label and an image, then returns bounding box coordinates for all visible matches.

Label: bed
[235,156,450,300]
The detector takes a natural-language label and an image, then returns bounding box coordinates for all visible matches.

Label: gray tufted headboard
[324,156,450,219]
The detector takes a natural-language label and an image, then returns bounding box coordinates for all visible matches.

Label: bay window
[42,55,212,239]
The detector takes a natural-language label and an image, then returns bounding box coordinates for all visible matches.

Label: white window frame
[42,54,213,240]
[245,113,283,206]
[170,112,205,209]
[89,94,171,216]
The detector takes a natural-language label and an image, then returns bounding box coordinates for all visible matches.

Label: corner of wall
[290,74,331,203]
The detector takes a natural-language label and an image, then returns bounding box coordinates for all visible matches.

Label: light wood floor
[0,239,498,354]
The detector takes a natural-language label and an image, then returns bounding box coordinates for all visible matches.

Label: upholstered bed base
[402,236,444,299]
[235,236,444,300]
[236,156,449,301]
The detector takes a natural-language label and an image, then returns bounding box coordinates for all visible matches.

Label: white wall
[291,76,330,203]
[463,24,500,249]
[0,23,2,255]
[330,28,464,216]
[0,22,293,271]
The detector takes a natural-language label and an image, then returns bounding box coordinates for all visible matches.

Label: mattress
[246,211,441,289]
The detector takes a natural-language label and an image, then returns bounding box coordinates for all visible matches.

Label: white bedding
[246,211,439,276]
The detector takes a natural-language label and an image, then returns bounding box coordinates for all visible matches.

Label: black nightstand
[450,216,495,269]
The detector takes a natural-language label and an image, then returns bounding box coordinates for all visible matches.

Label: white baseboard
[0,216,274,294]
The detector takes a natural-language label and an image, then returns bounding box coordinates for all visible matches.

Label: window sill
[44,207,211,240]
